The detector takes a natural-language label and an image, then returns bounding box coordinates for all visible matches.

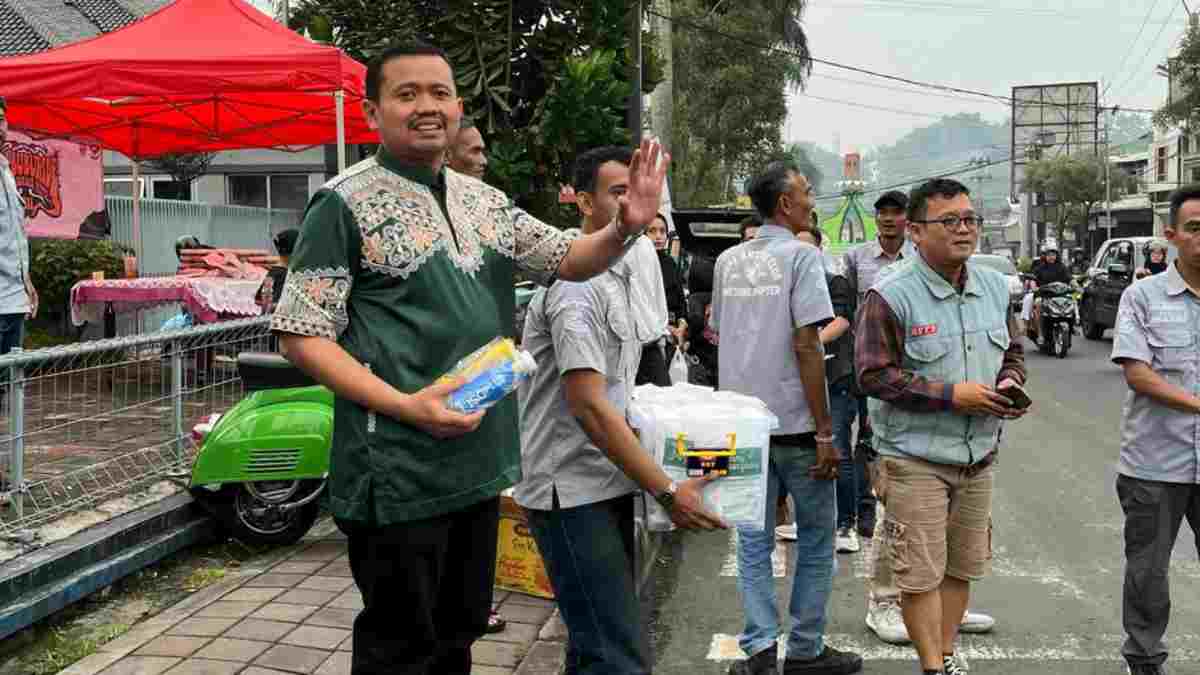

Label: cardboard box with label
[494,489,554,599]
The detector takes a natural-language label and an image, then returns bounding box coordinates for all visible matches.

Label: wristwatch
[653,481,678,512]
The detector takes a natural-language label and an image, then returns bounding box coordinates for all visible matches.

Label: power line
[1102,0,1163,99]
[812,155,1013,202]
[1109,2,1180,100]
[648,8,1159,115]
[795,92,1004,122]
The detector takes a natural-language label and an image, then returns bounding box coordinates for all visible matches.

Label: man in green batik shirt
[270,41,668,675]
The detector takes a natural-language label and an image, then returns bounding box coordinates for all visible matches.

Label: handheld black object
[996,383,1032,410]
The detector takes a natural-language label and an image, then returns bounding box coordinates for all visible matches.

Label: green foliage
[534,51,632,179]
[669,0,811,207]
[1155,25,1200,130]
[1017,256,1033,273]
[30,239,132,314]
[23,623,128,675]
[290,1,661,221]
[1021,155,1108,245]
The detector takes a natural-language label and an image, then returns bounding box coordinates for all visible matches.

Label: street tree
[145,153,217,199]
[286,0,662,225]
[668,0,810,207]
[1154,23,1200,130]
[1021,155,1108,248]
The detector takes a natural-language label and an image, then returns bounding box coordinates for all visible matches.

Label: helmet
[1040,245,1058,256]
[1146,239,1169,253]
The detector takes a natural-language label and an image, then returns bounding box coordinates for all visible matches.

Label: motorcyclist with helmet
[1022,246,1072,341]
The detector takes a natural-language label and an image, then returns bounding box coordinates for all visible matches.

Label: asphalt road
[645,331,1200,674]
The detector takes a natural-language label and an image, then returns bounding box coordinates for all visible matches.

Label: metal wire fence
[0,317,272,541]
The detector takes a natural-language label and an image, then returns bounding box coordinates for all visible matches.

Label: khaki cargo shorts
[877,454,994,593]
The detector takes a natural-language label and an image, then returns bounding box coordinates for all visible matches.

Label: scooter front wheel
[218,479,323,547]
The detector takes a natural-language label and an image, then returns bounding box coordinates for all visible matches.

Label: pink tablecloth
[70,276,265,326]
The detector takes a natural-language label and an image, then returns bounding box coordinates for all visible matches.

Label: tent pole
[335,90,346,172]
[131,157,141,270]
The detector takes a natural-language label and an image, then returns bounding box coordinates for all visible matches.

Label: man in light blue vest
[855,178,1027,675]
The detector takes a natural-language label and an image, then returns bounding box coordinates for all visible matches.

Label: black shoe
[1127,663,1166,675]
[728,646,778,675]
[783,646,863,674]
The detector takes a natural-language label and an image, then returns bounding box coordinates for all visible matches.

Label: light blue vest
[868,255,1012,466]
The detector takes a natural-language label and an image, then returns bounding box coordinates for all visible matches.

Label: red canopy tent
[0,0,377,253]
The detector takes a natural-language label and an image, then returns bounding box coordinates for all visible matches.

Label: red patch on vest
[910,324,938,337]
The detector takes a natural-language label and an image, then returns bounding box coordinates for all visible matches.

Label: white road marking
[719,529,787,578]
[706,633,1200,662]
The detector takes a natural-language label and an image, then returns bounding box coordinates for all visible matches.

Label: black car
[1078,237,1175,340]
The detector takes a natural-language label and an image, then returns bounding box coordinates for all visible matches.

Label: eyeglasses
[911,214,984,230]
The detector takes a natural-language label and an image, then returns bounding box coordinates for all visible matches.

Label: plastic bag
[629,384,779,531]
[668,349,688,385]
[438,337,537,414]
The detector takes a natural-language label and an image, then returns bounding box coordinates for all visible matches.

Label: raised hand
[617,137,671,236]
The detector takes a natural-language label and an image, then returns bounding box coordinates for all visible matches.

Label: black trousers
[337,497,500,675]
[1117,474,1200,667]
[635,341,670,387]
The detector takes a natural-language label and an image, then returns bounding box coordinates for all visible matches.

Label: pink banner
[1,129,104,239]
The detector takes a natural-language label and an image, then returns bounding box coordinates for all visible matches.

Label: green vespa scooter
[188,283,540,546]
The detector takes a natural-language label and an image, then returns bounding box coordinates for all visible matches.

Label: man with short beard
[271,41,669,675]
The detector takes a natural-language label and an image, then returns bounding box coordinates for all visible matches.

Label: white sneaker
[775,523,798,541]
[943,653,969,674]
[960,609,995,634]
[835,526,860,553]
[865,600,910,644]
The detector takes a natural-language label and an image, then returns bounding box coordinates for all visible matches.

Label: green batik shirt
[270,148,575,524]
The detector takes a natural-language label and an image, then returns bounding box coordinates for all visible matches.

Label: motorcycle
[188,353,331,546]
[1025,281,1076,358]
[188,287,539,546]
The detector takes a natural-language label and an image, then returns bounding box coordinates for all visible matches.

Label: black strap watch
[653,481,678,512]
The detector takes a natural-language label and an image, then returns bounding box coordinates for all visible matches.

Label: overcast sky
[785,0,1189,154]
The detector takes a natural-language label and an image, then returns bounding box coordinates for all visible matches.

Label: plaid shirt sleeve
[996,306,1026,386]
[854,290,955,412]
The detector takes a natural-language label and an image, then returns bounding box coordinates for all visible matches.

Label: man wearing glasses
[855,179,1027,675]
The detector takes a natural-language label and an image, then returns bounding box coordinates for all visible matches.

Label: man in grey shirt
[0,97,38,359]
[516,146,723,675]
[1111,184,1200,675]
[714,159,861,675]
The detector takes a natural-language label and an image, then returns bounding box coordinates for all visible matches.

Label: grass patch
[21,623,128,675]
[182,566,226,592]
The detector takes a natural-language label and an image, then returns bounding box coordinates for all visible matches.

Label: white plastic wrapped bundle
[629,384,779,532]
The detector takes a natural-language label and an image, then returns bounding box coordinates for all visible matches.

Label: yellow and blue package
[439,337,537,414]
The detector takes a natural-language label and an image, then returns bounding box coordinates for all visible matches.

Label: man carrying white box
[713,159,862,675]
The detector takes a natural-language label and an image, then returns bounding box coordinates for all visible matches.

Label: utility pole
[628,2,644,145]
[1104,105,1118,248]
[968,155,992,251]
[649,0,672,153]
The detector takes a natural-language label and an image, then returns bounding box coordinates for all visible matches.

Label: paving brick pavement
[60,521,568,675]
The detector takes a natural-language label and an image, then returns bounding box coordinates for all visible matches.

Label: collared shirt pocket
[1146,323,1194,373]
[904,336,952,379]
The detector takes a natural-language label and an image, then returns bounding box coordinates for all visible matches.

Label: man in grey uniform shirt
[716,159,862,675]
[516,146,724,675]
[1111,184,1200,675]
[0,96,38,359]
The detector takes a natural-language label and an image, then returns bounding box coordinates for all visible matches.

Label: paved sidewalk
[59,521,568,675]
